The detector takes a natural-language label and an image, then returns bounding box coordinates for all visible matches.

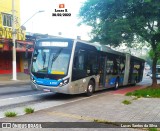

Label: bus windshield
[31,40,73,79]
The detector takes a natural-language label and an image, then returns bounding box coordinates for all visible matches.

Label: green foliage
[157,60,160,65]
[126,88,160,98]
[122,100,132,105]
[132,97,140,100]
[149,128,158,131]
[141,54,152,66]
[79,0,160,47]
[149,44,160,59]
[24,107,34,114]
[144,0,151,2]
[5,111,17,117]
[79,0,134,46]
[93,119,109,123]
[79,0,160,85]
[149,49,155,59]
[79,0,160,46]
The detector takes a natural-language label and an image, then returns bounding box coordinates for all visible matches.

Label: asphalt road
[0,85,44,99]
[0,84,92,118]
[0,74,158,119]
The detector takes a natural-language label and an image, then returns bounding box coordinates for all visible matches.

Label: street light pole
[12,0,17,80]
[21,10,44,27]
[11,0,44,80]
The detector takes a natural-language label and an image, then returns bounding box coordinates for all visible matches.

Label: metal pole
[12,0,17,80]
[21,10,44,27]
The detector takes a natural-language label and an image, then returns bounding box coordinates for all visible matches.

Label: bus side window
[106,61,113,74]
[73,50,85,70]
[106,55,121,75]
[73,55,77,69]
[72,49,87,81]
[87,52,98,75]
[120,58,125,74]
[78,50,86,70]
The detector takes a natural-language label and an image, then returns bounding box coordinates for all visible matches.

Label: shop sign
[0,43,3,48]
[0,27,25,40]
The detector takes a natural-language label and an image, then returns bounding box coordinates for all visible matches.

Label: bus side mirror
[25,45,33,58]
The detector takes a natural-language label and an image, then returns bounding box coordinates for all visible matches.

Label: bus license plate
[43,89,51,92]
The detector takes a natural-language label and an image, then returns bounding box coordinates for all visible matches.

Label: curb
[0,81,30,87]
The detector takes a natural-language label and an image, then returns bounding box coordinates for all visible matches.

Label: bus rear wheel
[114,79,119,90]
[86,81,95,96]
[133,78,137,86]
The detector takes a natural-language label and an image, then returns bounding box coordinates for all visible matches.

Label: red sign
[59,4,65,8]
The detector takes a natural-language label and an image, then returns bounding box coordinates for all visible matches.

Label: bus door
[128,60,134,84]
[123,54,130,85]
[99,55,107,87]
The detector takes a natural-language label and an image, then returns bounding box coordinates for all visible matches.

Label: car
[148,65,160,79]
[149,74,160,79]
[146,71,152,76]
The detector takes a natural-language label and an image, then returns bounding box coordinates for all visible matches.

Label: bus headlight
[59,78,69,87]
[31,77,36,84]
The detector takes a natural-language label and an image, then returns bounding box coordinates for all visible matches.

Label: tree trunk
[152,55,158,87]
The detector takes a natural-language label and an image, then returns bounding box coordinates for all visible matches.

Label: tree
[79,0,160,87]
[141,53,152,66]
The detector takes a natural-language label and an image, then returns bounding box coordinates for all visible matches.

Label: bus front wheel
[86,81,95,96]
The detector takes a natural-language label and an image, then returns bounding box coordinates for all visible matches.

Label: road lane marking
[0,91,111,119]
[0,92,51,101]
[0,87,139,119]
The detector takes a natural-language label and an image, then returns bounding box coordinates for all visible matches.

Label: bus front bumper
[31,82,74,94]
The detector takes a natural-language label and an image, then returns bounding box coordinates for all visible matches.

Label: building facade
[0,0,33,74]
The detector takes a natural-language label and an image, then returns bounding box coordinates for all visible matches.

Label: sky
[20,0,92,40]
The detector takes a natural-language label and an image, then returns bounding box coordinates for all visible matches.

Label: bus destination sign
[40,42,68,47]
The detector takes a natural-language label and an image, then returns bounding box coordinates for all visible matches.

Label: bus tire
[133,78,137,86]
[86,81,95,96]
[114,79,119,90]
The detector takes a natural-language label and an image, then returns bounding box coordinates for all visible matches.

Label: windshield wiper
[47,48,62,74]
[51,48,62,63]
[42,52,46,69]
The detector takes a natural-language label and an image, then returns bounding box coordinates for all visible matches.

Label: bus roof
[131,55,145,62]
[36,37,145,62]
[75,39,125,55]
[36,37,74,42]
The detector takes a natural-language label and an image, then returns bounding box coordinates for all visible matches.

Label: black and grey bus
[30,38,145,96]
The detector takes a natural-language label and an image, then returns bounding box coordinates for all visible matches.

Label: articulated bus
[30,38,145,96]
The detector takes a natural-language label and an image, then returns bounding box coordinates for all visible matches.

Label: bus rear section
[128,56,145,85]
[96,52,145,89]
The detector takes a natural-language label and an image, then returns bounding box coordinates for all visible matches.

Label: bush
[126,88,160,98]
[24,107,34,114]
[5,111,17,117]
[122,100,131,105]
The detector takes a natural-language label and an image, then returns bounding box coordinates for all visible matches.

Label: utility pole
[12,0,17,80]
[11,0,44,80]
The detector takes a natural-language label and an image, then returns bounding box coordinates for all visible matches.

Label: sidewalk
[0,73,30,87]
[110,85,147,95]
[1,84,159,130]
